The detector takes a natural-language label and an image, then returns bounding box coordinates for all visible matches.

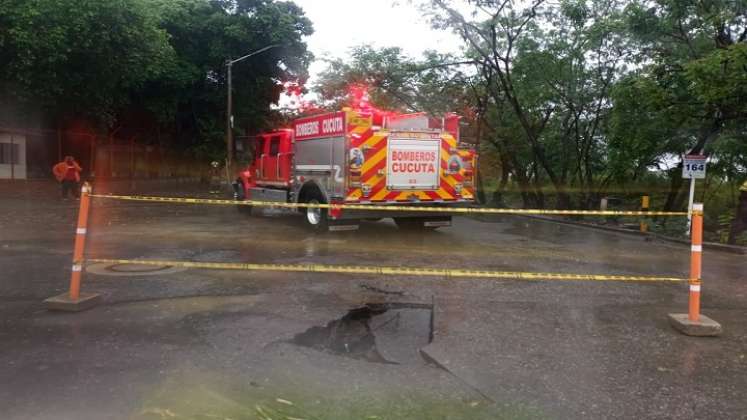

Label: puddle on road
[291,303,433,365]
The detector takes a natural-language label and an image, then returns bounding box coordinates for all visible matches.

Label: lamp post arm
[228,44,281,66]
[225,43,281,182]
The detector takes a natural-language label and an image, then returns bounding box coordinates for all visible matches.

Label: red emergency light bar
[347,85,461,140]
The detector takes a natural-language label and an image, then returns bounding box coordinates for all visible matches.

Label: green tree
[615,0,747,211]
[0,0,174,124]
[314,46,474,114]
[0,0,313,160]
[145,0,313,158]
[426,0,633,208]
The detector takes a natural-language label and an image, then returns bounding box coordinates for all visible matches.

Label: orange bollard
[688,203,703,322]
[69,183,92,300]
[640,195,650,233]
[44,182,101,311]
[668,202,721,336]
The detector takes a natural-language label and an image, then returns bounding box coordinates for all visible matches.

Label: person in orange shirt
[52,156,82,199]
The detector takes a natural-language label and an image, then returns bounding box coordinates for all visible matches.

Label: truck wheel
[234,181,252,215]
[304,196,329,231]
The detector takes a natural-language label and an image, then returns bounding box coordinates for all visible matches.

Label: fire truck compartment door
[387,138,440,190]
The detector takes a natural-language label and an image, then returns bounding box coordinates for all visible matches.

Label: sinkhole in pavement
[291,303,434,365]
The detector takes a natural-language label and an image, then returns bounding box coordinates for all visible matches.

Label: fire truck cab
[233,105,477,232]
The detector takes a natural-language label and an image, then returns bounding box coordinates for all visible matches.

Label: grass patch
[134,377,547,420]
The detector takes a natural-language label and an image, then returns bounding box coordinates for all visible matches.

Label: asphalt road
[1,182,745,420]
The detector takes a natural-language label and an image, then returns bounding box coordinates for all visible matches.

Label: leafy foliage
[314,46,474,115]
[0,0,313,159]
[0,0,173,123]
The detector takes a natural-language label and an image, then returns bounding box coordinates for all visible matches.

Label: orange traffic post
[688,204,703,321]
[44,182,101,311]
[668,203,721,336]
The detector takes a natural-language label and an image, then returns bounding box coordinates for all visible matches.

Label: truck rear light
[242,171,251,178]
[463,169,474,178]
[330,202,343,219]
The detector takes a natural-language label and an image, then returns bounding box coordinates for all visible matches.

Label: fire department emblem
[350,148,364,169]
[448,155,462,173]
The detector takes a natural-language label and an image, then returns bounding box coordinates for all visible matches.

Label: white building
[0,133,26,179]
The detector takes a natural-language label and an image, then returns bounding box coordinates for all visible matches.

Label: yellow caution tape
[85,258,687,283]
[89,194,688,217]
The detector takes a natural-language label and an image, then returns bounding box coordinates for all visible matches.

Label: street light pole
[225,44,280,174]
[226,60,233,169]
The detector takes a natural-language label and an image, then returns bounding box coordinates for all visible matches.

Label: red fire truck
[232,104,477,231]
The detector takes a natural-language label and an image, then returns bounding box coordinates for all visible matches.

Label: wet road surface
[1,183,746,419]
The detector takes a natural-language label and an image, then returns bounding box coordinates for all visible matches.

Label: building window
[0,143,20,165]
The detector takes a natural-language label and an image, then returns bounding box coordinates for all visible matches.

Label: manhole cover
[86,262,188,277]
[85,250,193,277]
[107,263,174,273]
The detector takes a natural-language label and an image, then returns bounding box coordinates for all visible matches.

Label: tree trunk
[485,79,566,206]
[475,169,487,204]
[728,191,747,244]
[491,152,511,207]
[662,162,684,212]
[556,191,571,210]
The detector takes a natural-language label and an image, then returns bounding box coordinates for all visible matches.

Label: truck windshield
[256,138,266,159]
[269,136,280,156]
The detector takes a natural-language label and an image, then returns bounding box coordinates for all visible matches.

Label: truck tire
[233,181,252,215]
[303,195,329,232]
